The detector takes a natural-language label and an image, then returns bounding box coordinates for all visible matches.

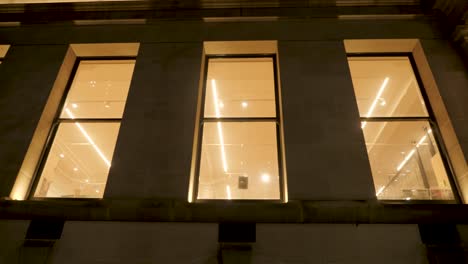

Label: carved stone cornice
[0,0,424,23]
[433,0,468,56]
[453,12,468,57]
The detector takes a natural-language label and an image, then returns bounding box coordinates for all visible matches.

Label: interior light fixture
[226,185,232,200]
[396,149,416,172]
[72,103,78,108]
[241,101,248,108]
[59,153,65,158]
[73,167,78,171]
[376,186,385,196]
[65,108,111,167]
[261,173,271,183]
[379,98,386,106]
[361,77,389,129]
[211,79,228,173]
[416,129,431,148]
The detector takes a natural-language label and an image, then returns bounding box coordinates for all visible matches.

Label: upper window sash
[347,56,429,118]
[59,59,135,120]
[203,56,277,119]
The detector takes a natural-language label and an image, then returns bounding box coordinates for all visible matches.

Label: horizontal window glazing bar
[360,116,430,122]
[203,117,278,122]
[58,118,122,123]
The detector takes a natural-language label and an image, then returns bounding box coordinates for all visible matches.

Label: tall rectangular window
[347,55,456,201]
[32,59,135,198]
[194,56,283,200]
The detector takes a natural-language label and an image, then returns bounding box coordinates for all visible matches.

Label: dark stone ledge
[0,1,425,23]
[1,199,468,223]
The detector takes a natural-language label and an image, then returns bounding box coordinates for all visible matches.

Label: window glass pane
[348,57,428,117]
[204,58,276,118]
[34,122,120,198]
[0,45,9,58]
[198,122,280,199]
[363,121,454,200]
[60,60,135,119]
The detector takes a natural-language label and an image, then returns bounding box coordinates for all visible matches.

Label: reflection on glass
[60,60,135,119]
[347,57,428,118]
[198,122,280,200]
[34,122,120,198]
[363,121,453,200]
[204,58,276,118]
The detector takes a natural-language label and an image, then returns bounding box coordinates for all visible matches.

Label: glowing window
[348,56,455,201]
[32,59,135,198]
[195,56,283,200]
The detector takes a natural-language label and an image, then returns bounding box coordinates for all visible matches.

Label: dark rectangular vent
[238,176,248,189]
[219,223,256,243]
[26,220,65,240]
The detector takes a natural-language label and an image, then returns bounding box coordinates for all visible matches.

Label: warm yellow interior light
[396,129,432,172]
[211,79,228,173]
[361,77,389,129]
[65,108,111,167]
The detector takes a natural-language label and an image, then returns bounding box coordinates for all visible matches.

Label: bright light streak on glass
[361,77,389,129]
[226,185,232,200]
[396,149,416,172]
[65,108,111,167]
[376,186,385,196]
[396,129,432,172]
[211,79,228,173]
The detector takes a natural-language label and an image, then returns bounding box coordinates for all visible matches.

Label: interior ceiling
[204,57,276,118]
[61,60,135,119]
[347,56,427,118]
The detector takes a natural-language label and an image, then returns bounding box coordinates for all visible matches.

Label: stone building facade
[0,0,468,263]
